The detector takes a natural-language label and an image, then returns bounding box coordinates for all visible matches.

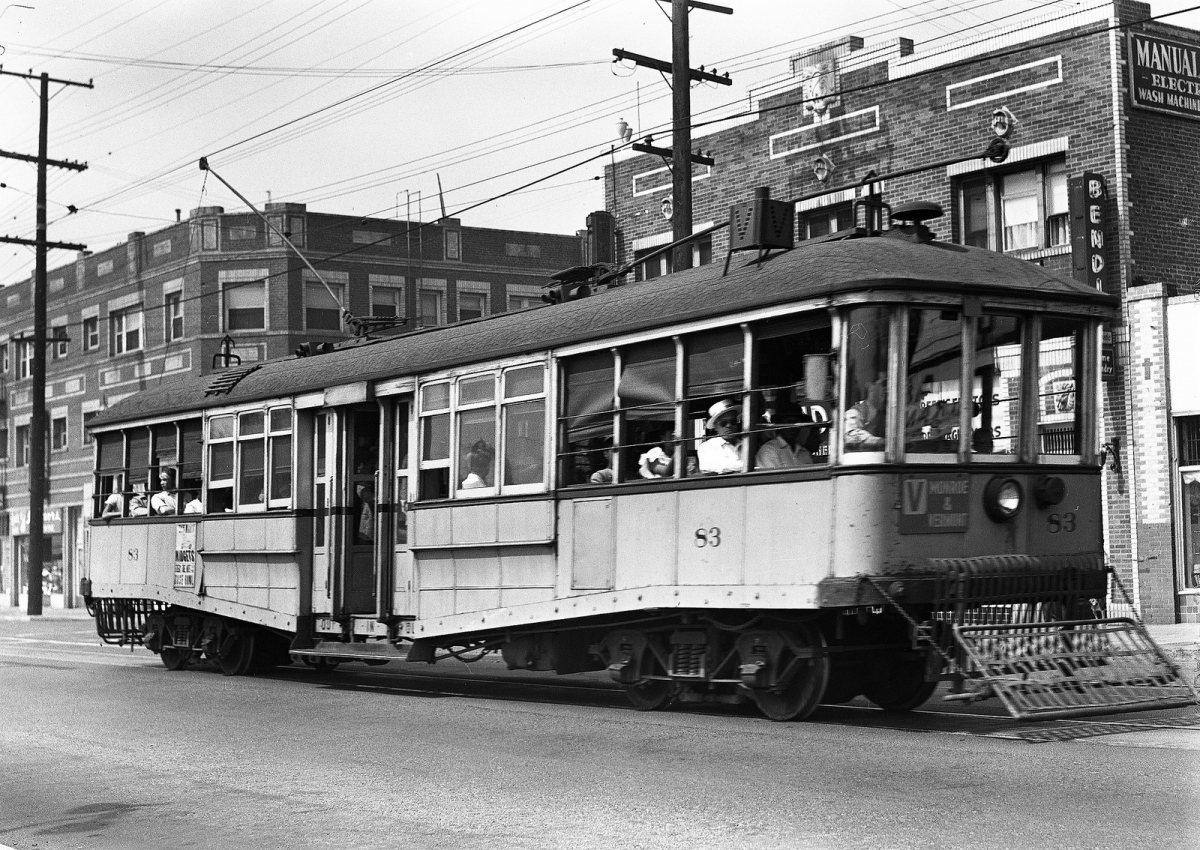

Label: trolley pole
[0,69,91,615]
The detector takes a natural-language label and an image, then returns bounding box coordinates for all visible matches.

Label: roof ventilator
[886,201,943,244]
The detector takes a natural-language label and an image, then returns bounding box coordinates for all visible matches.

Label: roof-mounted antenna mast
[198,157,363,334]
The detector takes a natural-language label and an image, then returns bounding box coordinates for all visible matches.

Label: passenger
[754,411,815,469]
[151,469,177,515]
[100,492,125,519]
[129,490,150,517]
[460,440,495,489]
[589,467,614,484]
[844,407,885,451]
[698,399,746,474]
[183,492,204,514]
[638,445,673,479]
[356,483,376,542]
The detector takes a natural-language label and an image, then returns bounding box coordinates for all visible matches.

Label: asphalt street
[1,618,1198,850]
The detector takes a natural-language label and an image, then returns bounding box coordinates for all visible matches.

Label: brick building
[605,0,1200,623]
[0,203,582,608]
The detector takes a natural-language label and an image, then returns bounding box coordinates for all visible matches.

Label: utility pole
[0,68,92,615]
[614,0,731,273]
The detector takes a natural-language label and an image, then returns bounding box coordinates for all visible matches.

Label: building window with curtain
[959,159,1068,253]
[221,271,267,331]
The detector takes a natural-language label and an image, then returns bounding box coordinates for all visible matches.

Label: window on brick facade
[52,416,68,451]
[224,280,266,331]
[371,285,403,318]
[798,203,854,240]
[83,410,98,445]
[109,306,143,355]
[15,424,29,467]
[18,338,33,378]
[959,159,1068,253]
[51,324,68,359]
[0,425,7,460]
[165,291,184,340]
[201,219,218,250]
[305,281,344,331]
[83,316,99,351]
[633,234,713,282]
[0,342,7,375]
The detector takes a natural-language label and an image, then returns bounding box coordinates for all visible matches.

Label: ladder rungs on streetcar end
[950,618,1199,721]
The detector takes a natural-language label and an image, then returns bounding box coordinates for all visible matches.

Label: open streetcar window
[559,351,616,486]
[620,339,677,481]
[751,316,834,468]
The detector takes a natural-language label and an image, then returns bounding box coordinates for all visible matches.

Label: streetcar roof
[90,234,1119,427]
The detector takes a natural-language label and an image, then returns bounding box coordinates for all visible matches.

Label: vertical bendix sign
[1069,173,1106,290]
[1129,32,1200,120]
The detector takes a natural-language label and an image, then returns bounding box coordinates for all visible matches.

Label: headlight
[1033,475,1066,508]
[984,476,1023,522]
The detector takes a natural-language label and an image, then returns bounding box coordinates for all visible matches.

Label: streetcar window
[904,309,963,456]
[419,381,451,499]
[207,415,235,513]
[1037,317,1086,456]
[178,420,203,498]
[127,427,152,492]
[94,431,126,517]
[843,306,889,456]
[752,316,834,467]
[973,315,1023,456]
[267,407,293,505]
[559,351,615,485]
[237,411,266,509]
[417,366,547,499]
[503,365,546,488]
[619,339,677,481]
[685,326,745,472]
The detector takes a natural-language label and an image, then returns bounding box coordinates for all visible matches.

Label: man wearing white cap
[698,398,746,474]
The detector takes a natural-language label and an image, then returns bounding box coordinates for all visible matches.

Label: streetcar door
[311,411,333,613]
[341,404,380,614]
[388,398,415,618]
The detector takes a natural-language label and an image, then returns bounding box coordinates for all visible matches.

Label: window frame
[109,305,144,356]
[957,158,1070,255]
[165,291,184,341]
[82,316,100,352]
[416,360,549,501]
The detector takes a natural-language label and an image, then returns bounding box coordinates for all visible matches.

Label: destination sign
[1129,32,1200,121]
[899,474,970,534]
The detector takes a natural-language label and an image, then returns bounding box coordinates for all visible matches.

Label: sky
[2,0,1200,287]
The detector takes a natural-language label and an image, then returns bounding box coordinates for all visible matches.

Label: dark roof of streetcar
[91,233,1120,428]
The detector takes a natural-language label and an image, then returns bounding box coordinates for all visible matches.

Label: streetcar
[81,192,1197,721]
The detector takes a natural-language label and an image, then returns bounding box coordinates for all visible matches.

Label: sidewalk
[0,602,93,621]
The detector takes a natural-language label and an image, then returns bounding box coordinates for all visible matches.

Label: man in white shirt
[698,399,746,474]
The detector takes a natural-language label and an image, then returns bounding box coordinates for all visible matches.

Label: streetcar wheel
[159,646,190,671]
[217,632,257,676]
[743,626,830,722]
[863,654,937,712]
[623,679,674,711]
